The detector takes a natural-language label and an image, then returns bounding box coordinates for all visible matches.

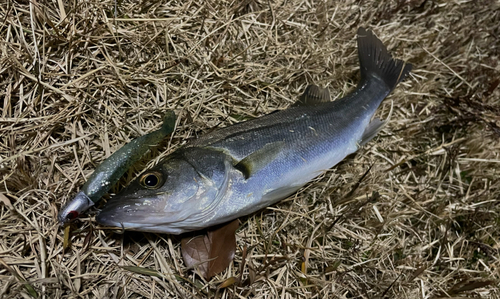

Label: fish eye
[140,172,163,189]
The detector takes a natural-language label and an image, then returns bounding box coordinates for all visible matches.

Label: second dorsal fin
[292,85,331,107]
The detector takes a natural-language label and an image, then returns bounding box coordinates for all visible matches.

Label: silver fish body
[97,28,412,234]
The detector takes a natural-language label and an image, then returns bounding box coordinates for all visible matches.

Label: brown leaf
[181,219,239,279]
[206,219,239,278]
[181,234,211,276]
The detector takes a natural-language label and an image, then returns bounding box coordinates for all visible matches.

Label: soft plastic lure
[58,111,176,224]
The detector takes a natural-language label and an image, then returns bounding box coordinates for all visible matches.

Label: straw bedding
[1,0,499,298]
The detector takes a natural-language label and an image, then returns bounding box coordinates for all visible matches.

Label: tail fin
[357,27,412,91]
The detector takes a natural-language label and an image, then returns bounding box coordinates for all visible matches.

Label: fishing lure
[58,111,176,224]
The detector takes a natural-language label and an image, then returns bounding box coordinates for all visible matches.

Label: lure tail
[160,110,176,135]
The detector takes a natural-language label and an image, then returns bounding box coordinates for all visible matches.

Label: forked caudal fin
[357,27,412,91]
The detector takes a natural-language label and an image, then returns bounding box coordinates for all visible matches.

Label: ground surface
[1,0,500,298]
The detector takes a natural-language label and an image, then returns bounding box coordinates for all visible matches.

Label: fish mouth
[96,197,221,235]
[96,196,162,226]
[95,211,123,229]
[96,210,189,235]
[95,194,190,234]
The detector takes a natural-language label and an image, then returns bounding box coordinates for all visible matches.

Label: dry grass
[1,0,500,298]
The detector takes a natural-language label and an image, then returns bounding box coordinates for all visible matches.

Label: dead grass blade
[0,257,39,298]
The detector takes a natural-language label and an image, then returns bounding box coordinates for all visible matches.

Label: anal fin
[359,118,386,147]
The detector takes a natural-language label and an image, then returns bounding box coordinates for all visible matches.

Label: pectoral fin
[359,118,386,146]
[235,141,286,179]
[292,85,331,107]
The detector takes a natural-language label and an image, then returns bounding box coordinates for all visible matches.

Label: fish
[96,27,412,234]
[57,111,176,224]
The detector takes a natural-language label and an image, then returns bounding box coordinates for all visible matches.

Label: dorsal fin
[292,85,330,107]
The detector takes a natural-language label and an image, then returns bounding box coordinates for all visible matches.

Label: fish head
[96,148,231,234]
